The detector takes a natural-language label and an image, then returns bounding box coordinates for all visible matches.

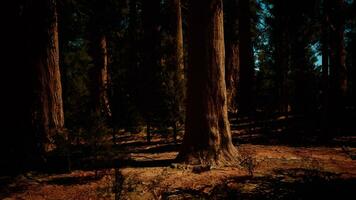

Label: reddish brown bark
[26,0,64,153]
[177,0,238,166]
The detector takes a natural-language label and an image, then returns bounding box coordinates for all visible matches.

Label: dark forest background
[2,0,356,174]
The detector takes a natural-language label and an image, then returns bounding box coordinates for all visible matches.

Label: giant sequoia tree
[177,0,238,165]
[26,0,64,153]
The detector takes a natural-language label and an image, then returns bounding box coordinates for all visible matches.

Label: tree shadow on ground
[44,174,104,186]
[162,169,356,200]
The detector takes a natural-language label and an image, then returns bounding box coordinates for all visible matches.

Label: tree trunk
[225,43,240,113]
[224,0,240,114]
[176,0,238,166]
[272,0,290,113]
[26,0,64,153]
[141,0,161,130]
[328,0,347,131]
[321,0,330,135]
[173,0,185,82]
[171,0,185,130]
[90,35,112,119]
[237,0,255,115]
[329,0,347,98]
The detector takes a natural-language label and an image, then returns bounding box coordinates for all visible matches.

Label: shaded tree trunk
[172,0,185,83]
[225,43,240,113]
[171,0,185,130]
[142,0,162,142]
[321,0,331,135]
[237,0,255,115]
[90,35,112,119]
[272,0,290,113]
[26,0,64,154]
[224,0,240,114]
[328,0,347,131]
[176,0,238,166]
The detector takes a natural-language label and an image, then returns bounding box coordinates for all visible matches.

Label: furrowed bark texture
[177,0,238,166]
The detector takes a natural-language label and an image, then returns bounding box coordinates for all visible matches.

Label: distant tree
[141,0,163,142]
[237,0,256,115]
[167,0,185,142]
[87,0,113,124]
[270,0,290,113]
[321,0,347,134]
[177,0,238,165]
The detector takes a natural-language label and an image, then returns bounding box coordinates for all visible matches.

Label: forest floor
[1,129,356,200]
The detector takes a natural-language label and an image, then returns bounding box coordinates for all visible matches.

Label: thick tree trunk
[237,0,255,115]
[176,0,238,166]
[26,0,64,153]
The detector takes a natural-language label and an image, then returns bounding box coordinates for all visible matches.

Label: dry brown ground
[1,132,356,200]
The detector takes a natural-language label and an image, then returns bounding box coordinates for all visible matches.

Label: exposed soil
[1,131,356,200]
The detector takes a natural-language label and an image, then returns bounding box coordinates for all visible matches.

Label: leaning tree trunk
[26,0,64,154]
[176,0,238,166]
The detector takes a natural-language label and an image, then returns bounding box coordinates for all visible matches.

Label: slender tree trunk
[272,0,290,113]
[171,0,185,132]
[351,2,356,105]
[173,0,185,82]
[26,0,64,153]
[292,40,309,115]
[321,0,330,135]
[142,0,161,139]
[90,35,112,119]
[176,0,238,166]
[237,0,255,115]
[328,0,347,131]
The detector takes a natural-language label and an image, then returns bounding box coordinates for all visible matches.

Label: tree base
[175,144,239,167]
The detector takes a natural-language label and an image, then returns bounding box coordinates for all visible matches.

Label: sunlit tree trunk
[177,0,238,166]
